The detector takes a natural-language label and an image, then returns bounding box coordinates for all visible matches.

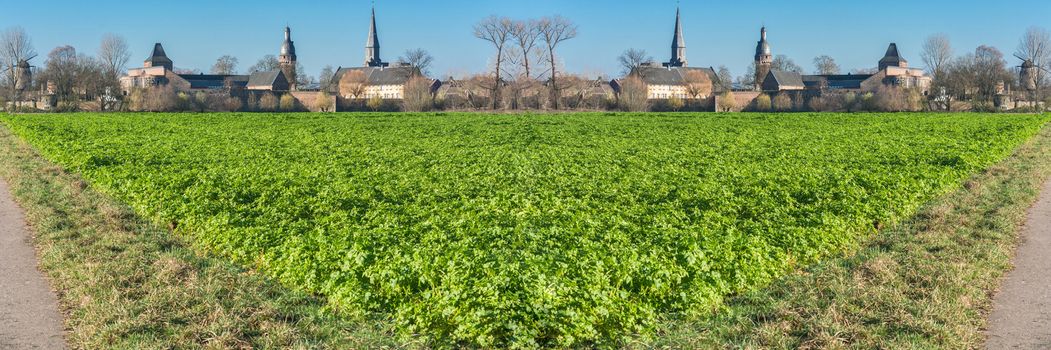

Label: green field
[2,112,1046,348]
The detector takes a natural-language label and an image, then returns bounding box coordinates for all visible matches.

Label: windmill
[1015,53,1048,93]
[3,54,37,92]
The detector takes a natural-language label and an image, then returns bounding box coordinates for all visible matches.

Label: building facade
[330,5,439,101]
[612,7,722,100]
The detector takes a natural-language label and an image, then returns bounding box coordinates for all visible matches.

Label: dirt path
[987,179,1051,349]
[0,179,66,349]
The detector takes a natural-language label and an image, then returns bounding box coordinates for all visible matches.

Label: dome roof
[281,27,296,57]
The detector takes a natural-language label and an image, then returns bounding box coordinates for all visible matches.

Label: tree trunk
[550,50,558,110]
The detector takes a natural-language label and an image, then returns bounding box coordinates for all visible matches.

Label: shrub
[842,92,858,112]
[143,86,178,112]
[773,93,792,111]
[222,97,242,112]
[258,93,279,112]
[667,96,685,111]
[280,94,297,112]
[316,91,334,112]
[718,91,736,112]
[367,95,384,111]
[755,94,772,111]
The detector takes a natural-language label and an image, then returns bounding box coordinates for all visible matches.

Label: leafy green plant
[2,112,1046,348]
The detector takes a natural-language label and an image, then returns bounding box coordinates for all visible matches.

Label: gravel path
[0,179,66,349]
[987,179,1051,349]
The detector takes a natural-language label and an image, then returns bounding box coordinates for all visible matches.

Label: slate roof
[767,70,804,88]
[178,74,250,90]
[665,7,687,67]
[146,43,173,69]
[879,43,908,69]
[801,74,874,90]
[248,70,285,88]
[632,65,722,92]
[331,66,418,88]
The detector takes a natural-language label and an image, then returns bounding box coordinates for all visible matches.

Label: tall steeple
[664,7,687,67]
[754,27,773,91]
[280,26,298,90]
[364,6,387,67]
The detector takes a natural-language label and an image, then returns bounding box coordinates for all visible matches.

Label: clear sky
[2,0,1049,80]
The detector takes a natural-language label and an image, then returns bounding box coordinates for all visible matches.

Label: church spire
[664,6,687,67]
[364,5,387,67]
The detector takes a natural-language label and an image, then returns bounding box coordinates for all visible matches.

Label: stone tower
[14,59,32,92]
[754,27,772,91]
[364,6,388,67]
[664,7,687,68]
[279,26,298,90]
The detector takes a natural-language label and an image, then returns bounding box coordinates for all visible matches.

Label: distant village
[1,5,1048,113]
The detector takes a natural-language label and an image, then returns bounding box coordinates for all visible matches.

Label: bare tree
[402,76,434,112]
[973,45,1013,101]
[399,48,434,77]
[772,55,803,73]
[248,55,280,73]
[0,27,36,106]
[716,65,733,91]
[97,34,129,76]
[617,49,651,76]
[211,55,239,75]
[474,16,514,109]
[683,70,712,99]
[1016,27,1051,93]
[813,55,840,75]
[617,76,648,112]
[511,19,542,79]
[921,34,953,77]
[536,15,577,109]
[339,70,368,99]
[41,46,79,106]
[318,65,335,91]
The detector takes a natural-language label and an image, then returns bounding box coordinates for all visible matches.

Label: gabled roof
[248,70,284,87]
[632,65,720,90]
[765,70,804,89]
[332,66,418,87]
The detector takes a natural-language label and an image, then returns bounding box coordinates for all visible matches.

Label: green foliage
[1,112,1047,348]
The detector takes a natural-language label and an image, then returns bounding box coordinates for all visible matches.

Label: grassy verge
[0,123,412,349]
[635,120,1051,348]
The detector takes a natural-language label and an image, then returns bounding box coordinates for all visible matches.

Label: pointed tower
[664,7,687,67]
[144,43,173,71]
[878,43,908,70]
[279,26,298,90]
[754,27,773,91]
[364,7,388,67]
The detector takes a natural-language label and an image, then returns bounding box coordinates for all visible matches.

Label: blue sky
[2,0,1048,80]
